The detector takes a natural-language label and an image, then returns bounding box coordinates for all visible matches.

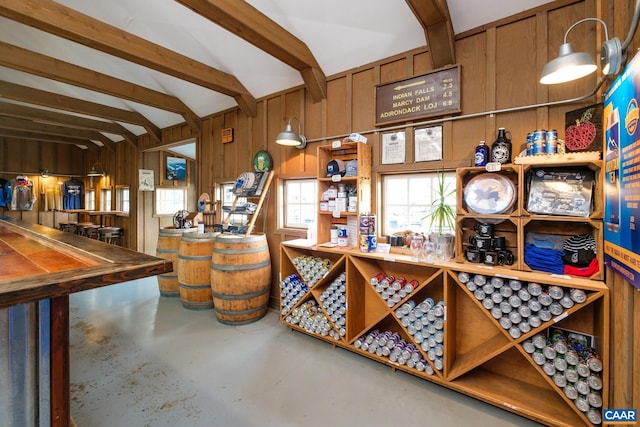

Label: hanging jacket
[63,179,84,210]
[11,175,37,211]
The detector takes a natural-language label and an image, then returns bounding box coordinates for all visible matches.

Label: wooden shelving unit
[222,170,274,237]
[278,243,609,426]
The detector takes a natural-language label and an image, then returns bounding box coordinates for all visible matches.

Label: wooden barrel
[210,233,271,325]
[178,232,217,310]
[155,227,190,297]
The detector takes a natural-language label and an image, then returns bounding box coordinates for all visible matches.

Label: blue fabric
[524,243,565,274]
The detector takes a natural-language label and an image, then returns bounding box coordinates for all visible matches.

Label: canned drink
[490,276,504,287]
[499,316,512,330]
[587,408,602,424]
[575,378,590,395]
[509,326,521,339]
[509,280,523,291]
[587,391,603,408]
[532,333,547,349]
[473,274,487,286]
[527,299,542,312]
[564,383,578,400]
[545,129,558,154]
[518,305,532,318]
[528,315,542,328]
[586,352,603,372]
[491,306,503,319]
[552,332,568,354]
[500,301,512,314]
[553,355,567,372]
[527,282,542,296]
[549,302,564,316]
[522,340,536,354]
[587,373,603,390]
[570,288,587,303]
[457,271,470,283]
[526,132,534,156]
[565,349,580,366]
[539,309,552,322]
[532,129,546,154]
[491,292,504,304]
[425,363,435,375]
[482,283,495,295]
[553,372,567,388]
[466,281,478,292]
[542,361,556,376]
[482,298,495,310]
[559,294,574,309]
[538,292,552,306]
[499,286,513,298]
[577,360,591,377]
[543,344,557,360]
[474,289,486,301]
[434,358,444,371]
[564,366,579,383]
[508,295,522,308]
[548,286,564,300]
[508,311,522,324]
[575,394,590,412]
[518,321,531,334]
[532,349,546,365]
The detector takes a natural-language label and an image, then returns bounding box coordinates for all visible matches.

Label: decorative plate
[253,150,272,172]
[463,173,516,215]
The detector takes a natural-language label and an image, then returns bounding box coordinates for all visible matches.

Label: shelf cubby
[455,215,520,270]
[456,164,522,217]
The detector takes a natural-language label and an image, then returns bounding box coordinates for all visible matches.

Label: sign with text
[375,65,461,126]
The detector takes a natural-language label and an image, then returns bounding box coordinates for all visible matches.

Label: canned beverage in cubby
[292,255,332,287]
[280,273,309,316]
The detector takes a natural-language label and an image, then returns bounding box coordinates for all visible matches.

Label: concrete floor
[69,277,544,427]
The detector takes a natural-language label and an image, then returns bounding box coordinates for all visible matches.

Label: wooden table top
[0,217,172,309]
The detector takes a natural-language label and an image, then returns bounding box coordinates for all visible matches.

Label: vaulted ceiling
[0,0,553,154]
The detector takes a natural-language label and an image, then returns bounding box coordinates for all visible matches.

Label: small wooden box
[456,165,522,217]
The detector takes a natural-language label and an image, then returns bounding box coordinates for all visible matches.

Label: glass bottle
[491,127,512,164]
[474,140,489,166]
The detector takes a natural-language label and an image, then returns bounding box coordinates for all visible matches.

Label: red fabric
[563,258,599,277]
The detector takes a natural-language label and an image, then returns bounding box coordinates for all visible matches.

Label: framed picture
[564,103,603,153]
[166,156,187,181]
[138,169,154,191]
[381,131,406,164]
[415,125,443,162]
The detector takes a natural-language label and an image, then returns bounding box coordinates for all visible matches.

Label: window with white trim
[155,187,187,215]
[382,172,456,235]
[100,188,112,211]
[116,187,130,212]
[85,189,95,210]
[283,179,317,228]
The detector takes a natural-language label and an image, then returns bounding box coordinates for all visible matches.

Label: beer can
[587,391,603,408]
[499,285,513,298]
[553,372,567,388]
[551,331,568,354]
[522,340,536,354]
[508,311,522,324]
[586,352,603,372]
[500,301,512,314]
[532,129,546,154]
[473,274,487,286]
[527,282,542,297]
[517,288,531,302]
[565,349,580,366]
[509,280,523,291]
[542,361,556,376]
[526,132,534,156]
[539,309,552,322]
[527,299,542,312]
[482,298,495,310]
[548,286,564,300]
[528,315,541,328]
[538,292,552,306]
[518,321,531,334]
[491,306,503,320]
[587,373,603,390]
[532,349,546,365]
[564,383,578,400]
[564,366,579,383]
[466,281,478,292]
[543,344,557,360]
[509,326,521,339]
[457,271,470,283]
[518,304,532,318]
[587,408,602,424]
[482,283,495,295]
[553,355,567,372]
[532,333,547,349]
[577,360,591,377]
[545,129,558,154]
[490,276,504,287]
[575,378,590,395]
[508,295,522,308]
[491,292,504,304]
[570,288,587,304]
[499,316,512,330]
[549,302,563,316]
[574,394,590,413]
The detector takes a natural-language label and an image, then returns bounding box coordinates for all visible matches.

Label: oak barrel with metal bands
[210,233,271,325]
[156,227,194,297]
[177,232,218,310]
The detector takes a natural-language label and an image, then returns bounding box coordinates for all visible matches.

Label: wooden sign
[375,65,461,126]
[221,127,234,143]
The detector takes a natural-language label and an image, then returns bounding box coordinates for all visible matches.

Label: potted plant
[423,170,456,261]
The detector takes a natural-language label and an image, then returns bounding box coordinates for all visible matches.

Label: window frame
[154,187,188,216]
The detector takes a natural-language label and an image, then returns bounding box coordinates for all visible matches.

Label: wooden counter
[0,217,172,427]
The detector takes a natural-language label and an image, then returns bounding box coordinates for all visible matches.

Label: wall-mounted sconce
[87,162,105,186]
[275,117,307,149]
[540,1,640,84]
[40,169,49,178]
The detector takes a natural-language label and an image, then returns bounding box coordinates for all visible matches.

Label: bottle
[491,127,512,164]
[474,140,489,166]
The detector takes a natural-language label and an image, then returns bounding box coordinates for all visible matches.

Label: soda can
[517,288,531,302]
[545,129,558,154]
[587,373,603,390]
[563,383,578,400]
[509,326,521,339]
[564,366,579,383]
[532,349,546,365]
[482,283,495,295]
[500,301,512,314]
[508,295,522,308]
[518,305,532,318]
[518,321,531,334]
[548,286,564,300]
[490,276,504,287]
[482,298,494,310]
[553,355,567,372]
[539,309,552,322]
[543,344,557,360]
[532,333,547,349]
[522,340,536,354]
[473,274,487,286]
[570,288,587,304]
[552,332,568,354]
[553,372,567,388]
[499,317,512,330]
[509,280,523,291]
[528,315,541,329]
[526,132,534,156]
[575,378,590,395]
[491,292,504,304]
[565,349,580,366]
[587,391,603,408]
[587,408,603,424]
[457,271,470,283]
[509,311,522,324]
[574,394,590,413]
[538,292,553,306]
[491,306,503,320]
[527,282,542,297]
[549,302,564,316]
[527,299,542,312]
[542,361,556,376]
[586,352,603,372]
[577,360,591,377]
[499,286,513,298]
[532,129,546,154]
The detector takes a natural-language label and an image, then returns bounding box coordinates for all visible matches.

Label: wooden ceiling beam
[0,116,115,151]
[405,0,456,68]
[176,0,327,102]
[0,129,99,152]
[0,0,257,117]
[0,81,162,143]
[0,101,138,149]
[0,41,201,134]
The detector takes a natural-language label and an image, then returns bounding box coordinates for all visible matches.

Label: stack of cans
[353,329,434,375]
[319,272,347,337]
[285,300,341,340]
[522,330,603,424]
[292,255,332,287]
[395,298,446,372]
[457,272,588,339]
[279,273,309,316]
[359,213,377,253]
[370,273,419,308]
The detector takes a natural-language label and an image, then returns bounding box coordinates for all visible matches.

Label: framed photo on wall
[415,125,443,162]
[381,131,406,165]
[166,156,187,181]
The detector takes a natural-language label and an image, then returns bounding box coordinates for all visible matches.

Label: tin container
[532,129,546,154]
[526,132,534,156]
[545,129,558,154]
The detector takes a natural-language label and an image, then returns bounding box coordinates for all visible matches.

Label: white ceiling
[0,0,553,152]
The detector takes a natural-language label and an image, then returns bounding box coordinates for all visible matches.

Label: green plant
[424,170,456,235]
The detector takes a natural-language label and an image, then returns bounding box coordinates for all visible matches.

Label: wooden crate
[520,218,604,281]
[456,165,522,217]
[455,215,520,270]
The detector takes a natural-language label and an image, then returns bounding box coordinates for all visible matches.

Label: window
[116,186,130,212]
[155,188,186,215]
[100,188,112,211]
[85,189,95,210]
[382,172,456,235]
[283,179,317,228]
